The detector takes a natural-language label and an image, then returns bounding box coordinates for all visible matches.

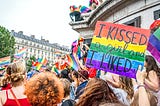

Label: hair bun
[11,73,24,82]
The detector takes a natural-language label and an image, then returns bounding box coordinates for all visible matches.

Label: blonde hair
[2,61,26,87]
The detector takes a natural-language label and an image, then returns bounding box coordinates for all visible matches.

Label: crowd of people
[0,33,160,106]
[0,11,160,106]
[0,55,159,106]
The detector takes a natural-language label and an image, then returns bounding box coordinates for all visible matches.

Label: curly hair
[145,55,160,77]
[24,72,64,106]
[1,61,26,87]
[119,76,134,100]
[76,78,119,106]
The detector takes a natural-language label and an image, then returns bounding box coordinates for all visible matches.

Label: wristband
[137,84,145,89]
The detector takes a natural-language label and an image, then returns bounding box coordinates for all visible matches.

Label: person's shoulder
[0,90,7,103]
[0,90,6,96]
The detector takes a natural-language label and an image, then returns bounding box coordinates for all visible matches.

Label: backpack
[61,99,76,106]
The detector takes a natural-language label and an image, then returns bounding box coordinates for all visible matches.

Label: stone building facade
[69,0,160,44]
[11,30,71,64]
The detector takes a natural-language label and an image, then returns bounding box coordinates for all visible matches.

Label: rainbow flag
[38,57,48,66]
[66,54,78,71]
[14,48,27,59]
[86,21,151,78]
[35,63,42,70]
[51,66,59,75]
[147,28,160,63]
[0,56,10,67]
[80,6,91,13]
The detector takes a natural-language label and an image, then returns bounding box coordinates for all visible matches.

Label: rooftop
[11,30,70,51]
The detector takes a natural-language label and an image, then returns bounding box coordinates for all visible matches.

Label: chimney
[46,40,49,43]
[31,35,35,38]
[18,31,23,35]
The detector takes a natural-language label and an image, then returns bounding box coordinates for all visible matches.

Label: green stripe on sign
[90,43,145,62]
[154,28,160,40]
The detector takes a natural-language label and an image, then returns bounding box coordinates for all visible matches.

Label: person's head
[60,69,72,82]
[78,70,89,82]
[24,72,64,106]
[76,78,119,106]
[2,61,26,87]
[71,71,79,80]
[145,55,160,75]
[119,76,134,100]
[44,66,51,72]
[60,78,71,98]
[131,90,158,106]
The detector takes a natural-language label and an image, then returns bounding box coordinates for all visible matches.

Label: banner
[0,56,10,66]
[86,21,150,78]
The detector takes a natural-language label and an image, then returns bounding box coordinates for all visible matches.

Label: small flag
[147,28,160,63]
[0,56,10,66]
[80,6,91,13]
[14,48,27,59]
[66,54,78,71]
[51,66,59,75]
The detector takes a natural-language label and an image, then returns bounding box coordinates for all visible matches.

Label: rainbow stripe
[147,28,160,63]
[86,21,150,78]
[0,56,10,66]
[51,66,59,75]
[38,57,48,66]
[66,54,78,71]
[80,6,91,13]
[14,48,27,58]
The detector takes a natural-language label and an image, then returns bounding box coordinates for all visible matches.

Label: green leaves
[0,26,15,58]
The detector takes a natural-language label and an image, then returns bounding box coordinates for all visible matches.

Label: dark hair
[79,70,89,80]
[72,71,79,78]
[145,55,160,77]
[76,78,119,106]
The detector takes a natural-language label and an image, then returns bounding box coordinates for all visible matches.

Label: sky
[0,0,89,47]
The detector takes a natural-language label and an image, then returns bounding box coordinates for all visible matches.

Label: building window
[154,9,160,20]
[124,16,141,27]
[22,40,24,44]
[30,48,32,52]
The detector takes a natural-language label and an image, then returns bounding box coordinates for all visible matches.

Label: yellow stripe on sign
[92,36,147,53]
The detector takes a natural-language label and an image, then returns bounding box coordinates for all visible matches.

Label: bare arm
[144,71,159,92]
[136,68,150,106]
[138,85,150,106]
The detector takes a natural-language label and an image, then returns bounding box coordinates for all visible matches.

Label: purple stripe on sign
[149,34,160,52]
[147,42,160,63]
[86,59,136,78]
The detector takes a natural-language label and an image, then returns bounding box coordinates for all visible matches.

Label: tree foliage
[26,55,36,72]
[0,26,15,58]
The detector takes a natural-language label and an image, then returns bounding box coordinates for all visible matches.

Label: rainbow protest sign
[86,21,150,78]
